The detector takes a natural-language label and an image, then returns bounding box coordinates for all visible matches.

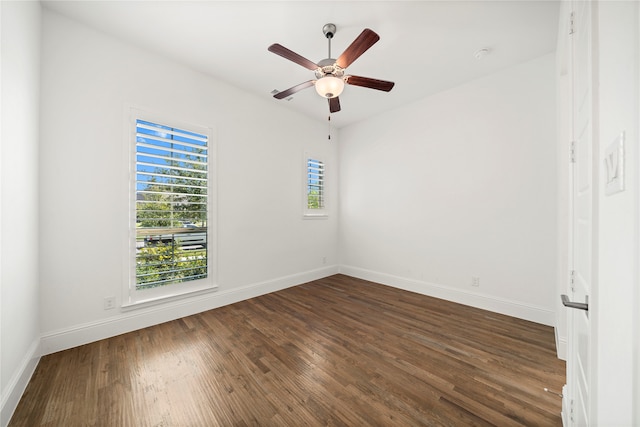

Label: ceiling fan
[268,23,395,113]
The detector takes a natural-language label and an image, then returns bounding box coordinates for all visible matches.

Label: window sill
[302,213,329,220]
[121,284,218,311]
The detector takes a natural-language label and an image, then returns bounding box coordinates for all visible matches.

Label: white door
[564,0,594,425]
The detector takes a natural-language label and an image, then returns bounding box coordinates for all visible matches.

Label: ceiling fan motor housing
[315,58,344,79]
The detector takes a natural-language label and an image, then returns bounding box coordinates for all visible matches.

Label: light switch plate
[604,132,625,196]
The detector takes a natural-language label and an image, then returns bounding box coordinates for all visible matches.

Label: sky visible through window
[136,120,208,195]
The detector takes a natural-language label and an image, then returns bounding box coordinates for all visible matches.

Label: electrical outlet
[322,256,327,265]
[103,296,116,310]
[472,276,480,287]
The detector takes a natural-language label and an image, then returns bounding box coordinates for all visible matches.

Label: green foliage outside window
[308,189,322,209]
[136,242,207,289]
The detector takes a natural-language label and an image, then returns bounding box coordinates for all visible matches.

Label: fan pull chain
[328,115,331,140]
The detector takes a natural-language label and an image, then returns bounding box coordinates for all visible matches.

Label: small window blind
[135,119,208,289]
[307,158,325,209]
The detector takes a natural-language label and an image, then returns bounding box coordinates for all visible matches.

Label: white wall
[38,10,338,354]
[0,1,42,425]
[593,1,639,424]
[339,54,557,326]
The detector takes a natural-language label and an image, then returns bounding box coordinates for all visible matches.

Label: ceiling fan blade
[268,44,319,71]
[345,75,395,92]
[328,97,341,113]
[273,80,315,99]
[336,29,380,69]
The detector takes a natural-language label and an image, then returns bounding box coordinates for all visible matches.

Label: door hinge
[570,140,577,163]
[570,398,575,422]
[569,11,575,35]
[570,270,575,292]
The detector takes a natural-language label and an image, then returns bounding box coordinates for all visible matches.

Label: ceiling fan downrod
[322,23,336,59]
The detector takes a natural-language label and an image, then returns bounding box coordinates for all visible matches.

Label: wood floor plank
[9,274,565,426]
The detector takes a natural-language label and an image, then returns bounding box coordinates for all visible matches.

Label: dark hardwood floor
[10,274,565,426]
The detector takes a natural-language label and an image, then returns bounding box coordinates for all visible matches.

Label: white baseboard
[340,265,555,326]
[1,338,40,427]
[40,265,339,355]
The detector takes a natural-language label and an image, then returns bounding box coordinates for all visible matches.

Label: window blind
[135,119,208,289]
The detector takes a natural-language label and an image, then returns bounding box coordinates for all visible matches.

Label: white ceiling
[42,1,560,128]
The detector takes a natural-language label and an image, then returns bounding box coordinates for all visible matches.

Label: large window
[128,113,215,305]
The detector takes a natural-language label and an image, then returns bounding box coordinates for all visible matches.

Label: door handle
[561,294,589,311]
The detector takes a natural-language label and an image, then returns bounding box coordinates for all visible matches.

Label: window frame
[303,152,328,219]
[123,108,217,308]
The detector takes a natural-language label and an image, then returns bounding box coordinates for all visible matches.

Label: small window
[307,158,325,209]
[304,155,327,218]
[128,112,215,306]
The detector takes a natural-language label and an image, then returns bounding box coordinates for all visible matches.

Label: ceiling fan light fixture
[315,75,344,99]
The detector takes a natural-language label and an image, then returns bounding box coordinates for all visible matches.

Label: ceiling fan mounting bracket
[322,23,337,39]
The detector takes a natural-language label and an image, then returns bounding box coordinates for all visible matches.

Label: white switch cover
[604,132,625,196]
